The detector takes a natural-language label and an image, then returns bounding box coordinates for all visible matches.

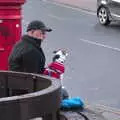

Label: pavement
[86,104,120,120]
[51,0,97,12]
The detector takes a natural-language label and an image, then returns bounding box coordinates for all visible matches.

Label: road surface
[23,0,120,111]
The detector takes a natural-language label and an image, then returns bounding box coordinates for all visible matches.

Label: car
[97,0,120,25]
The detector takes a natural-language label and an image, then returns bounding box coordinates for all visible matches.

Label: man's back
[9,35,45,73]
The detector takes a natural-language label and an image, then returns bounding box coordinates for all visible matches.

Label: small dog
[43,49,68,80]
[43,49,69,99]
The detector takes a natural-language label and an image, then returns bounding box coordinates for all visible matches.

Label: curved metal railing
[0,71,61,120]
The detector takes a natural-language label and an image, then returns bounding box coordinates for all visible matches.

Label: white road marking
[46,1,96,16]
[79,38,120,52]
[48,14,65,20]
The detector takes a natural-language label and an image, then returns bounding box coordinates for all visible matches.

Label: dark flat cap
[27,20,52,32]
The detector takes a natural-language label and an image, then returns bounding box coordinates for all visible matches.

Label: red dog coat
[43,62,65,79]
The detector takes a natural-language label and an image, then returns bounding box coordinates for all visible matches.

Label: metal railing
[0,71,61,120]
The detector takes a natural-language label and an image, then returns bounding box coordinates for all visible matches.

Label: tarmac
[51,0,97,12]
[47,0,120,119]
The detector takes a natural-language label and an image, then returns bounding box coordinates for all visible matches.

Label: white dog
[43,49,69,99]
[43,49,68,80]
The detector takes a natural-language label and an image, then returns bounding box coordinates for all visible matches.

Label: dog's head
[52,49,68,63]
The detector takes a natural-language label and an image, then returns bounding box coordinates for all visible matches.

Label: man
[8,20,52,73]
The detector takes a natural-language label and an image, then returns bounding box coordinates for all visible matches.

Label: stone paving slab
[60,108,107,120]
[86,104,120,120]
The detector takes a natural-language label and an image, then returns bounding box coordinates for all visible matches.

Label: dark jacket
[8,35,46,73]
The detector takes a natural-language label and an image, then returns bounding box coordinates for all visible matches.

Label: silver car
[97,0,120,25]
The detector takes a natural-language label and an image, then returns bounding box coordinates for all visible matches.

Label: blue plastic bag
[61,97,84,109]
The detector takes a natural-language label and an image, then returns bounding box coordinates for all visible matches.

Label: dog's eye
[53,55,60,61]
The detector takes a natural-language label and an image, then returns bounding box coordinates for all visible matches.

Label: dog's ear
[53,50,57,54]
[62,50,68,56]
[53,49,62,54]
[62,50,65,55]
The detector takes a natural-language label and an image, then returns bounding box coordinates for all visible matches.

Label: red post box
[0,0,26,70]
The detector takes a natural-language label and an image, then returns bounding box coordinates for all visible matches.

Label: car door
[110,0,120,18]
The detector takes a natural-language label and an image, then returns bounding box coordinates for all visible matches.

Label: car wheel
[98,6,111,25]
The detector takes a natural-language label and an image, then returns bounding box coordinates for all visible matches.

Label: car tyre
[98,6,111,25]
